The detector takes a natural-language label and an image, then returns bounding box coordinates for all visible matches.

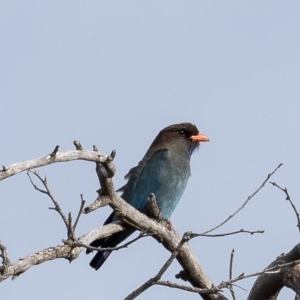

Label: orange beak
[190,132,210,143]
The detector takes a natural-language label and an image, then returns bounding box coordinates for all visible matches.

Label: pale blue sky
[1,1,300,299]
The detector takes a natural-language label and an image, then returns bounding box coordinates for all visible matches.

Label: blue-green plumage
[123,149,190,219]
[88,122,209,270]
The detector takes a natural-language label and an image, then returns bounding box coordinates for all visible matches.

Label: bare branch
[9,146,226,300]
[125,232,193,300]
[0,149,113,181]
[0,239,10,276]
[202,163,283,235]
[191,229,264,238]
[269,181,300,235]
[218,258,300,293]
[83,195,110,214]
[94,172,227,299]
[73,140,84,150]
[5,147,290,300]
[229,249,237,300]
[27,170,70,232]
[27,170,48,195]
[93,147,116,200]
[95,149,116,179]
[126,257,300,298]
[248,243,300,299]
[0,223,126,282]
[76,231,152,253]
[50,145,59,157]
[73,194,86,230]
[67,212,75,239]
[146,193,162,220]
[156,280,220,294]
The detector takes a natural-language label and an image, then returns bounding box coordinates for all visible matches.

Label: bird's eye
[179,129,187,136]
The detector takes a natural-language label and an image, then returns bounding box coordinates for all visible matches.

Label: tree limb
[96,175,227,299]
[248,243,300,300]
[0,223,126,282]
[269,181,300,235]
[0,149,113,181]
[202,163,283,235]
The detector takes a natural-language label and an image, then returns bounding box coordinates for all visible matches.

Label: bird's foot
[158,219,173,230]
[165,220,173,230]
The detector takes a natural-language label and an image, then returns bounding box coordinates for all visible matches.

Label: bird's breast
[155,152,190,219]
[122,149,191,220]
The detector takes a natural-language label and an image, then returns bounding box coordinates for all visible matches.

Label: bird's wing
[121,149,169,209]
[89,149,169,270]
[117,145,168,193]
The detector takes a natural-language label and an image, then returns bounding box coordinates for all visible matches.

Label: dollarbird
[88,122,209,270]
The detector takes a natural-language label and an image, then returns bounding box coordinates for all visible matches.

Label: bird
[87,122,209,270]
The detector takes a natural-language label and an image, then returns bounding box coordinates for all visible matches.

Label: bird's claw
[166,220,173,230]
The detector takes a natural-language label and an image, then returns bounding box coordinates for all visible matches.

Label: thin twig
[229,249,236,300]
[124,232,192,300]
[202,163,283,234]
[156,280,220,294]
[149,259,300,296]
[73,194,86,231]
[27,170,70,235]
[68,212,75,239]
[50,145,59,157]
[27,171,48,194]
[269,181,300,235]
[75,231,152,253]
[73,140,84,150]
[191,229,264,238]
[156,232,192,279]
[218,259,300,289]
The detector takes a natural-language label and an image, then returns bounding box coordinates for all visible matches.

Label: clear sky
[1,1,300,299]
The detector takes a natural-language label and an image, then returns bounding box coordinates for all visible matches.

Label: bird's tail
[89,250,111,270]
[88,228,136,270]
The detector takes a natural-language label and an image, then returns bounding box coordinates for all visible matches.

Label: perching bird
[88,122,209,270]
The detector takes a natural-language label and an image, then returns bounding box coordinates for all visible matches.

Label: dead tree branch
[2,147,296,300]
[83,195,111,214]
[27,170,70,231]
[269,181,300,234]
[248,244,300,300]
[95,172,227,299]
[202,163,283,235]
[191,229,264,238]
[0,223,126,282]
[125,232,193,300]
[0,239,10,276]
[229,249,237,300]
[0,149,113,181]
[76,231,152,253]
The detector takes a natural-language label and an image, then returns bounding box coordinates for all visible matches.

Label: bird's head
[153,122,209,158]
[121,122,209,183]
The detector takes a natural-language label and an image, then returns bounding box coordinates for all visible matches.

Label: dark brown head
[151,122,209,157]
[122,122,209,183]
